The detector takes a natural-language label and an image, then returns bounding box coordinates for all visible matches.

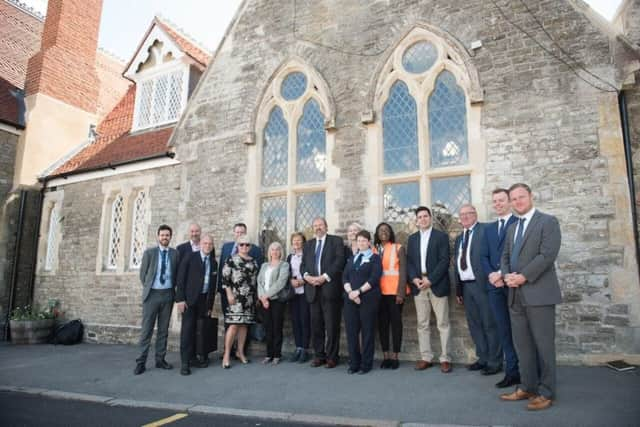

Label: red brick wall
[25,0,103,113]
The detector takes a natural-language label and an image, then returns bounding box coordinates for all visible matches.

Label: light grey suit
[136,246,178,365]
[501,209,561,398]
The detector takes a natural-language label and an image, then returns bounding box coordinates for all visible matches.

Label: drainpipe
[28,187,45,304]
[4,190,27,341]
[618,91,640,283]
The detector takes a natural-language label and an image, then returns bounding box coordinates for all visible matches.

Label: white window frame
[129,190,149,269]
[38,189,64,274]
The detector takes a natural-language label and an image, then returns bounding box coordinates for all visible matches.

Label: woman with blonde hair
[257,241,290,365]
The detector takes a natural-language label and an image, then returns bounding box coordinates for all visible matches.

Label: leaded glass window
[383,182,419,243]
[431,176,470,214]
[260,196,287,248]
[383,81,419,174]
[295,192,326,239]
[428,70,468,168]
[402,41,438,74]
[107,195,124,269]
[296,100,326,183]
[44,204,59,271]
[262,107,289,187]
[281,72,307,100]
[134,69,185,130]
[129,191,147,269]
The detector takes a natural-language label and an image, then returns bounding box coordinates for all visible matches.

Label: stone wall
[33,0,640,362]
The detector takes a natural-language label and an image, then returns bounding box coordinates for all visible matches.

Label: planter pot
[10,318,54,344]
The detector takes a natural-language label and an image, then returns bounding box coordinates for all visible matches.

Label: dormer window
[126,29,191,132]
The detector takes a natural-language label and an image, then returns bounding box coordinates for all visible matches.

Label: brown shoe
[440,361,452,373]
[414,360,432,370]
[310,358,326,367]
[527,396,553,411]
[500,389,537,401]
[325,359,337,369]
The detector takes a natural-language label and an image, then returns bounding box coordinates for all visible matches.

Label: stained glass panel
[428,70,468,167]
[296,99,326,183]
[431,175,470,215]
[260,196,287,249]
[107,195,124,269]
[281,72,307,101]
[383,81,419,174]
[402,41,438,74]
[262,107,289,187]
[129,191,148,269]
[295,192,325,239]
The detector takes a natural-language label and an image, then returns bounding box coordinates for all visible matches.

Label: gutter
[618,91,640,283]
[38,151,175,184]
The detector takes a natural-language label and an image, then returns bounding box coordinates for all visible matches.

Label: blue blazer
[480,215,518,290]
[453,222,487,296]
[406,228,450,298]
[343,253,382,302]
[216,241,263,291]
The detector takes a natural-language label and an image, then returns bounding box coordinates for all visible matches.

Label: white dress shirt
[513,208,537,243]
[456,224,476,281]
[419,227,432,275]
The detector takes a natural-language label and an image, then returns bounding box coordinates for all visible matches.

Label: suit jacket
[175,251,217,309]
[257,261,290,300]
[480,215,519,289]
[500,210,562,306]
[301,234,346,302]
[454,222,487,297]
[139,246,179,302]
[217,241,263,291]
[343,253,382,301]
[406,228,450,297]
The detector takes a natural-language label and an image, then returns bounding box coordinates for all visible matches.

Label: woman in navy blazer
[342,230,382,374]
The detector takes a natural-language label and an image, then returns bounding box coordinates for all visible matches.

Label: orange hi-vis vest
[377,243,406,296]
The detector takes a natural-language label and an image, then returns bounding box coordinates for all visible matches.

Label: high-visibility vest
[377,243,406,296]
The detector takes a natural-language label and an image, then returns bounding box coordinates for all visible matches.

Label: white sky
[23,0,622,61]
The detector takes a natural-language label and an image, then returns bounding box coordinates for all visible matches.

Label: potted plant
[9,305,55,344]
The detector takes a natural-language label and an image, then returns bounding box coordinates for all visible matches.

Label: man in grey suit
[499,183,562,411]
[134,224,179,375]
[454,204,500,375]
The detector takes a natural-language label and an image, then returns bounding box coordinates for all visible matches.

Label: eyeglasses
[238,243,251,247]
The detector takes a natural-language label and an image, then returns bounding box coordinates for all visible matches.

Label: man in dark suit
[176,234,217,375]
[481,188,520,388]
[217,222,263,355]
[301,217,345,368]
[134,224,178,375]
[500,183,562,411]
[406,206,452,373]
[176,223,202,264]
[454,204,500,375]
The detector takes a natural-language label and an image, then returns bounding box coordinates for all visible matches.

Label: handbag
[196,317,218,355]
[276,280,295,302]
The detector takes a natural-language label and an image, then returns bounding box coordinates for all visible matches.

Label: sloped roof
[155,17,211,69]
[47,18,212,178]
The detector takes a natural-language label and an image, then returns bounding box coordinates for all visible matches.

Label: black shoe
[380,359,391,369]
[298,350,309,364]
[289,349,302,363]
[134,363,145,375]
[468,361,486,371]
[482,365,502,376]
[190,357,208,368]
[155,359,173,370]
[390,359,400,370]
[358,368,371,375]
[496,375,521,388]
[347,367,359,374]
[180,365,191,376]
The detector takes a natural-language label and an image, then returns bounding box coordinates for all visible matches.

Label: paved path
[0,343,638,426]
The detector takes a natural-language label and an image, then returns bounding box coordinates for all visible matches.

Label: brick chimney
[25,0,103,113]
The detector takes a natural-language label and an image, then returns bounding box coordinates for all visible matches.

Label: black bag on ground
[196,317,218,355]
[51,319,84,345]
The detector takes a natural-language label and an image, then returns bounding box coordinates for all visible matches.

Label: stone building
[26,0,640,363]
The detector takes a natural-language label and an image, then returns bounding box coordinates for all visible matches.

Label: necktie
[203,256,210,292]
[510,218,527,272]
[353,254,362,269]
[314,239,323,274]
[460,229,470,271]
[498,218,505,240]
[160,250,167,284]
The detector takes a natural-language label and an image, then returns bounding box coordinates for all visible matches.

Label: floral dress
[222,255,258,324]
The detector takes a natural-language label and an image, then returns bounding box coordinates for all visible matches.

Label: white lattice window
[44,203,60,271]
[133,68,186,131]
[129,191,148,269]
[107,195,124,269]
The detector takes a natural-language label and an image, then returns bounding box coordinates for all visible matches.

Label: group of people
[132,182,562,412]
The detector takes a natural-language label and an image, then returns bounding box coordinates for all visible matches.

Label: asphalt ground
[0,343,638,426]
